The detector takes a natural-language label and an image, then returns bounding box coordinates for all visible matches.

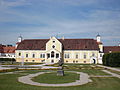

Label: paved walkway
[0,66,14,70]
[18,71,92,87]
[0,63,59,70]
[97,65,120,72]
[102,70,120,79]
[90,75,113,77]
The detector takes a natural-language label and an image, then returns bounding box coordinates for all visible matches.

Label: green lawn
[0,64,120,90]
[32,72,79,84]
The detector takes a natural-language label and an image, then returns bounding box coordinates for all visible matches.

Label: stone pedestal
[57,70,64,76]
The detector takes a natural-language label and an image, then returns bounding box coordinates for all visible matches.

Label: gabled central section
[45,37,62,63]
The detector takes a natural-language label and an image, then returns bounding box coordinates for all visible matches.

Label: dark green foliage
[0,58,16,64]
[0,58,16,61]
[102,52,120,67]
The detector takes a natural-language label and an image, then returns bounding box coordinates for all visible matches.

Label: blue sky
[0,0,120,46]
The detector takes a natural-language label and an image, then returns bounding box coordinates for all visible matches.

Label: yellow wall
[15,50,46,63]
[99,44,103,52]
[16,50,99,64]
[63,50,99,64]
[46,37,62,52]
[16,37,100,64]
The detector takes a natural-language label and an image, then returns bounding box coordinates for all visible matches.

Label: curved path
[18,71,92,87]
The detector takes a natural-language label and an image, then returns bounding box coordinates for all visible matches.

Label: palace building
[16,35,104,64]
[15,35,120,64]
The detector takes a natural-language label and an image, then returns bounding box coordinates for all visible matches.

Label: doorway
[51,60,54,63]
[93,59,96,64]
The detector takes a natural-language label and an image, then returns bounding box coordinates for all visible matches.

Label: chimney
[62,36,64,40]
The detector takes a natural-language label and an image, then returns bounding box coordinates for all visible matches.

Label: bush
[0,58,15,61]
[102,52,120,67]
[0,58,16,64]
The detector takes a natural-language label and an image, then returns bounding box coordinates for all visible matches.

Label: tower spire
[18,34,22,43]
[96,34,101,42]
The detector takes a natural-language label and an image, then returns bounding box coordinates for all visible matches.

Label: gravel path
[97,65,120,72]
[102,70,120,79]
[18,71,92,87]
[0,66,14,70]
[90,75,113,77]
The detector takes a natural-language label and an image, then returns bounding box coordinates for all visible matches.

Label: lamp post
[21,53,24,66]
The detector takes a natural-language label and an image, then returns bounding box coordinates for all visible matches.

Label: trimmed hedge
[102,52,120,67]
[0,58,16,64]
[0,58,16,61]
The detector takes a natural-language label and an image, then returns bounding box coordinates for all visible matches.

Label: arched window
[33,54,35,58]
[19,53,21,56]
[26,54,28,58]
[84,53,86,59]
[76,53,78,59]
[51,51,54,58]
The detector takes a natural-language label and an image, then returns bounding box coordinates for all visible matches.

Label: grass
[0,73,120,90]
[0,64,120,90]
[32,72,79,84]
[1,62,43,65]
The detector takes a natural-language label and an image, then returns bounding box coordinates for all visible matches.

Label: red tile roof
[104,46,120,53]
[0,44,15,53]
[16,39,99,50]
[2,46,15,53]
[0,44,3,53]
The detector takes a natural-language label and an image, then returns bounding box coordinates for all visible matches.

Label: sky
[0,0,120,46]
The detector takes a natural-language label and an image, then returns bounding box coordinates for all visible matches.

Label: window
[52,45,55,48]
[26,60,28,62]
[84,61,86,63]
[43,54,45,58]
[19,53,21,56]
[84,53,86,59]
[76,61,78,63]
[33,54,35,58]
[51,60,54,63]
[56,53,59,58]
[76,53,78,59]
[53,41,55,43]
[51,51,54,58]
[41,60,45,62]
[66,60,68,63]
[32,60,35,62]
[65,53,70,58]
[26,54,28,58]
[40,54,42,58]
[92,53,95,57]
[73,61,75,63]
[40,53,45,58]
[100,54,102,57]
[47,54,50,58]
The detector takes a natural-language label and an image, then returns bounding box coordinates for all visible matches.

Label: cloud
[44,0,97,6]
[0,0,120,45]
[0,0,31,9]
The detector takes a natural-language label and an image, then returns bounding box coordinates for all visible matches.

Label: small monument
[57,58,64,76]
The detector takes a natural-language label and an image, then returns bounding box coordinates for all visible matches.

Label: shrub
[0,58,16,64]
[102,52,120,67]
[0,58,16,61]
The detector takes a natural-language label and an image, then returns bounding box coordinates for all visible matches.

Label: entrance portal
[93,59,96,64]
[51,60,54,63]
